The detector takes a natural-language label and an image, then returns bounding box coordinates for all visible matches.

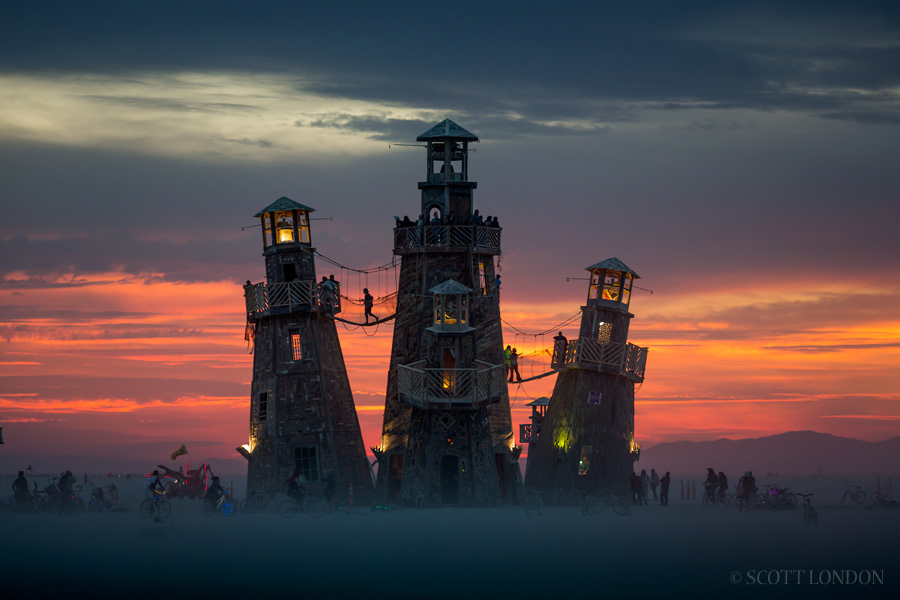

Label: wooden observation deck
[550,338,648,383]
[393,225,501,255]
[397,360,505,410]
[244,280,342,317]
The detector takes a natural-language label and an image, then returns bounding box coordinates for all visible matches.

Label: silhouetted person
[640,469,650,503]
[650,468,660,502]
[57,470,75,515]
[660,471,671,506]
[504,345,512,380]
[401,216,413,227]
[717,471,728,498]
[509,348,522,382]
[552,331,568,365]
[204,476,224,507]
[12,470,29,507]
[630,471,643,505]
[363,288,377,324]
[494,274,501,299]
[703,468,719,502]
[285,469,305,503]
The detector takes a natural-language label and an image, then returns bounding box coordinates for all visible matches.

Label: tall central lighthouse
[374,120,523,507]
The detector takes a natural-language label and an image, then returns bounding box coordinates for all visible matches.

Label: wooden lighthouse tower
[523,258,648,504]
[374,120,523,507]
[241,197,374,503]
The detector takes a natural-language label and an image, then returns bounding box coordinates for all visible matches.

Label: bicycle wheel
[304,497,327,518]
[613,497,629,516]
[279,499,299,518]
[89,498,104,513]
[811,509,818,525]
[201,502,215,517]
[157,500,171,518]
[139,499,155,518]
[240,498,250,512]
[221,500,236,517]
[871,492,883,504]
[702,493,711,507]
[803,506,812,524]
[853,490,866,504]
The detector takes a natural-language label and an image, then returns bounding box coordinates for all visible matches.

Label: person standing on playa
[650,468,660,502]
[660,471,671,506]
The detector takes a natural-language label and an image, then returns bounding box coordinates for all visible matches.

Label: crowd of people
[630,468,671,506]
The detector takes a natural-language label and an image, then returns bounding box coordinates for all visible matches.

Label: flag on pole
[171,444,188,460]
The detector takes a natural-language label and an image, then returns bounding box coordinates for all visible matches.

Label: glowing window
[622,273,632,305]
[588,270,601,300]
[297,212,310,244]
[478,262,487,295]
[289,328,302,360]
[275,211,295,244]
[598,322,612,344]
[602,270,621,301]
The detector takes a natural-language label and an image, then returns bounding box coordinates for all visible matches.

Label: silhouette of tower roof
[254,196,316,217]
[585,257,640,278]
[417,119,479,142]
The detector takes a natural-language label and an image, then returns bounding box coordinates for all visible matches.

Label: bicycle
[581,489,630,516]
[797,493,817,525]
[201,488,236,517]
[140,490,172,518]
[524,490,544,516]
[279,493,327,518]
[701,487,730,508]
[89,483,119,513]
[840,479,866,505]
[240,491,275,513]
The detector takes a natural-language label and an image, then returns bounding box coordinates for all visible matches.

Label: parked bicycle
[841,479,866,505]
[240,491,275,513]
[140,490,172,518]
[797,493,817,525]
[581,489,630,516]
[89,483,119,513]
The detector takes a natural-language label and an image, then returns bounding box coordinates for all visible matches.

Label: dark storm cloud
[2,1,898,128]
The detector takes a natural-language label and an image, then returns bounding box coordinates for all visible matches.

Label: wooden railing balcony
[398,360,505,410]
[244,280,342,317]
[393,225,501,254]
[550,338,648,382]
[519,423,542,444]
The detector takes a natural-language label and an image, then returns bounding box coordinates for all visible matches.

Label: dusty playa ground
[1,477,898,600]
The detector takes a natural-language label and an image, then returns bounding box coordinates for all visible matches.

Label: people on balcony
[319,276,337,313]
[401,216,413,227]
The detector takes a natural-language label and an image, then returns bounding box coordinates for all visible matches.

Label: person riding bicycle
[12,470,30,507]
[285,469,306,504]
[204,476,225,507]
[717,471,729,498]
[57,470,76,514]
[703,468,719,501]
[146,470,166,499]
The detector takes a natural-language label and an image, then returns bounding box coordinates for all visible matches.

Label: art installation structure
[523,258,648,504]
[240,197,374,503]
[374,120,523,506]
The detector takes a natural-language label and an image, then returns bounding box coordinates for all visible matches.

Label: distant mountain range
[639,430,900,477]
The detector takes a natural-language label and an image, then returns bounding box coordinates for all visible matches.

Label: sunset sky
[2,1,899,474]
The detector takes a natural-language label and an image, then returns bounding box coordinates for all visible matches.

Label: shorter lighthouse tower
[523,258,648,504]
[241,197,374,503]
